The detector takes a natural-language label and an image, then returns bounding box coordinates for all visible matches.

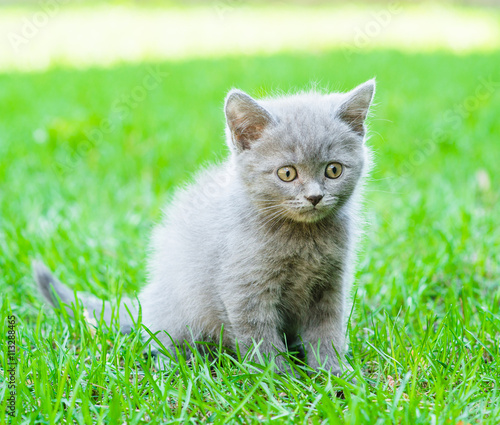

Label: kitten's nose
[305,195,323,206]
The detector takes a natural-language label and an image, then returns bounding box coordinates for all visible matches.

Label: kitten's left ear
[225,89,276,151]
[336,79,376,137]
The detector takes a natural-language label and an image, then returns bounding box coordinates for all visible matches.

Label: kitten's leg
[301,288,349,376]
[223,288,288,371]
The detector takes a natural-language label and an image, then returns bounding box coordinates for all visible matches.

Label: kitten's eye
[277,166,297,182]
[325,162,343,179]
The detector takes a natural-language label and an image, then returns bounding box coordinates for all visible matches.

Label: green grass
[1,49,500,424]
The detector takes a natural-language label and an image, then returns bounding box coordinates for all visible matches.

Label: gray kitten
[35,79,375,376]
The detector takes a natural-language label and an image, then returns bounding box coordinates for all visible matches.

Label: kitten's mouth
[277,198,337,223]
[304,207,324,215]
[290,206,328,222]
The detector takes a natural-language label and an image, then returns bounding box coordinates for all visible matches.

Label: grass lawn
[1,48,499,424]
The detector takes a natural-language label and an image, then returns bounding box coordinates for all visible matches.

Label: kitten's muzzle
[305,195,323,206]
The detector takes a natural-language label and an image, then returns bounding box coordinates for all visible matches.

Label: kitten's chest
[260,231,346,292]
[261,242,344,328]
[227,216,349,292]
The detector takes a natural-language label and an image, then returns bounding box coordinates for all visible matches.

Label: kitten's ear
[336,79,376,137]
[225,89,275,151]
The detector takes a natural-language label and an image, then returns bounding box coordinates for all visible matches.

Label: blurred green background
[1,0,500,423]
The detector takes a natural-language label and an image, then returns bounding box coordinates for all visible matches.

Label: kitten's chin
[286,207,331,223]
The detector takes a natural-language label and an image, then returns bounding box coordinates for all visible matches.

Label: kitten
[35,79,375,376]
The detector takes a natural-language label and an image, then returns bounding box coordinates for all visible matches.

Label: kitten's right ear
[224,90,275,151]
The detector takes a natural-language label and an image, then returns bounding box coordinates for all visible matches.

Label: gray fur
[143,79,375,373]
[33,261,136,334]
[35,79,375,375]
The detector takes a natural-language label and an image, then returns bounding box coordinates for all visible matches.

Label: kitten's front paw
[310,356,357,384]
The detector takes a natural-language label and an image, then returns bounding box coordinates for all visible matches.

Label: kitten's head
[224,80,375,223]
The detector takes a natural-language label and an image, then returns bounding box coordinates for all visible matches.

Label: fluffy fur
[35,79,376,375]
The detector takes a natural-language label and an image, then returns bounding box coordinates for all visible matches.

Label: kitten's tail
[33,260,136,334]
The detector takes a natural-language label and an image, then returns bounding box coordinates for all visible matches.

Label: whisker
[254,209,285,234]
[256,204,284,212]
[261,212,288,240]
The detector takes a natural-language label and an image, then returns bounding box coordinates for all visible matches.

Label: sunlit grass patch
[0,3,499,71]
